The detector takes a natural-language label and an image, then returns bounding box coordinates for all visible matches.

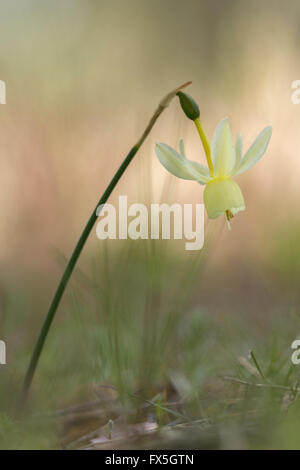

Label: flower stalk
[18,81,192,413]
[194,118,214,177]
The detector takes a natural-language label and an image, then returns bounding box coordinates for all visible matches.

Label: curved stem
[194,118,214,177]
[18,81,192,412]
[19,145,138,410]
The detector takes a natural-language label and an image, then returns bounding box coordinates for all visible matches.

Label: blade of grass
[249,350,265,380]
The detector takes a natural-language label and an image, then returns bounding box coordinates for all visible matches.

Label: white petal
[156,143,193,179]
[186,160,210,185]
[230,133,243,175]
[235,126,272,175]
[176,140,210,182]
[155,143,209,184]
[211,118,236,177]
[179,139,185,156]
[235,133,243,166]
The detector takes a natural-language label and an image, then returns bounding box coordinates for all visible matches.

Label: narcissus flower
[155,116,272,228]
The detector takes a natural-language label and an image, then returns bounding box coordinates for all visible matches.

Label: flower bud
[176,91,200,120]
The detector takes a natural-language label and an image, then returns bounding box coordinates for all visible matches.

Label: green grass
[2,229,300,449]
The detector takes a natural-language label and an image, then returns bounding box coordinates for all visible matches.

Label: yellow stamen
[226,209,234,220]
[225,209,234,230]
[194,118,214,177]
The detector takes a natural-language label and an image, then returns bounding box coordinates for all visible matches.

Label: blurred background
[1,0,300,449]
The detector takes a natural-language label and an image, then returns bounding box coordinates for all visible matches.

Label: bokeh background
[1,0,300,449]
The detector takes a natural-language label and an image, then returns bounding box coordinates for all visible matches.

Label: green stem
[18,81,192,412]
[19,144,138,409]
